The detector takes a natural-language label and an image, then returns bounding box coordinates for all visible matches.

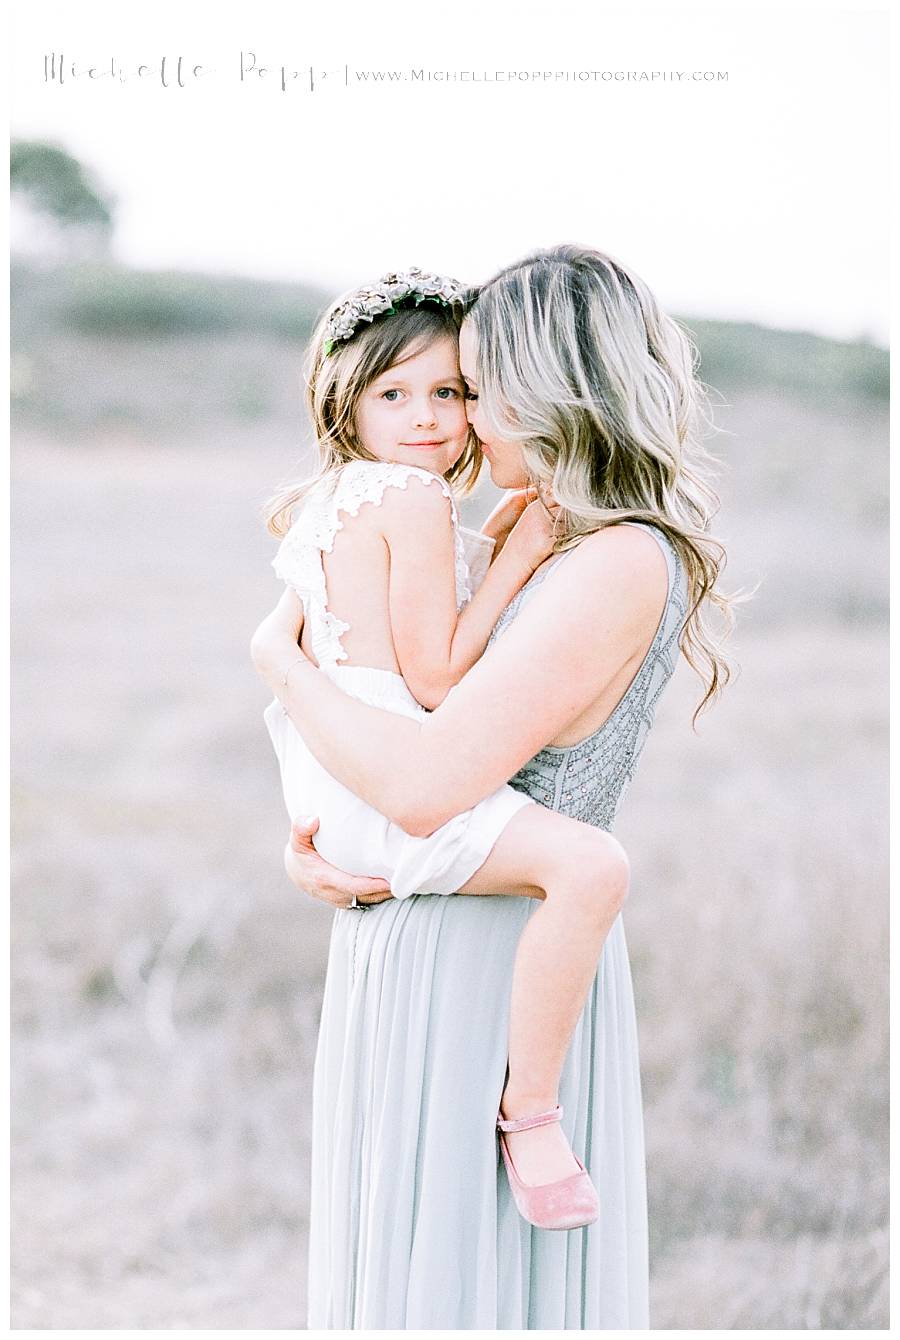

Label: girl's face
[458,320,529,490]
[354,334,469,477]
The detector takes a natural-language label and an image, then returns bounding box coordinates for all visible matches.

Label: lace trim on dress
[272,460,475,670]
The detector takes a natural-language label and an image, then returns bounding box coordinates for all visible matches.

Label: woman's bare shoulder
[478,522,669,687]
[545,523,669,614]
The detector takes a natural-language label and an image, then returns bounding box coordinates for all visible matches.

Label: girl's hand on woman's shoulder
[285,817,394,909]
[481,488,536,554]
[501,496,559,575]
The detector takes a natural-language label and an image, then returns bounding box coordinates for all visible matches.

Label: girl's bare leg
[458,804,629,1187]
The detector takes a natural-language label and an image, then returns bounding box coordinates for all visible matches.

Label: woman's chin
[487,461,528,490]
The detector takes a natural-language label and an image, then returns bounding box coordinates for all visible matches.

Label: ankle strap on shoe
[497,1103,563,1133]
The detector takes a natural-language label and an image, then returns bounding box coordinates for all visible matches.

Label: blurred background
[10,1,889,1329]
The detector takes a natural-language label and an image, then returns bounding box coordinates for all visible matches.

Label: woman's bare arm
[252,525,666,837]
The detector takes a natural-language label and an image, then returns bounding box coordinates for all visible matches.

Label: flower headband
[323,267,468,356]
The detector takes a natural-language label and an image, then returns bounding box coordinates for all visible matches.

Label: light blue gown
[306,525,687,1329]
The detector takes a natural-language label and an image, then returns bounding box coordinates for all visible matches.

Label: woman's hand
[284,817,394,909]
[481,489,537,555]
[250,587,307,686]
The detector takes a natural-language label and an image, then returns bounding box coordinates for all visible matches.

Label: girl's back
[296,466,397,674]
[274,459,473,682]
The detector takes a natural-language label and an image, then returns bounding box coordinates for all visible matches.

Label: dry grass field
[10,278,889,1328]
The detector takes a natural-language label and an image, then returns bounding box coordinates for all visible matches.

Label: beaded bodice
[489,524,688,832]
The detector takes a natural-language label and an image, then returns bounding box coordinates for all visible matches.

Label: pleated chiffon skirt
[306,891,649,1329]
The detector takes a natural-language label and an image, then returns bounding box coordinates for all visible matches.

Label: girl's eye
[465,390,479,402]
[435,387,459,399]
[381,389,403,402]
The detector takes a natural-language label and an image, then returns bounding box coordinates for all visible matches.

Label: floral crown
[322,267,468,356]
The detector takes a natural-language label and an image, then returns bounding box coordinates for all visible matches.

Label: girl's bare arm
[252,524,667,837]
[379,478,554,710]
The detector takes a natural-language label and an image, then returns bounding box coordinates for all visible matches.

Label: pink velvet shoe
[497,1103,600,1231]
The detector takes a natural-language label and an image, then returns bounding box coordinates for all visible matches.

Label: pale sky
[10,0,890,342]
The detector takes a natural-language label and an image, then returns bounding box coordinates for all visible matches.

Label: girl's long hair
[466,244,735,719]
[265,300,481,538]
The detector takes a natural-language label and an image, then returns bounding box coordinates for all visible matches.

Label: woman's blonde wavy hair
[265,297,482,538]
[465,244,734,720]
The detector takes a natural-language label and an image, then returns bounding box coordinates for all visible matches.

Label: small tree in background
[10,139,116,261]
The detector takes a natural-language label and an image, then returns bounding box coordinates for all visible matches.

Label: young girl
[259,268,630,1232]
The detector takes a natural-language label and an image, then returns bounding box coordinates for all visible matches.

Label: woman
[251,245,731,1328]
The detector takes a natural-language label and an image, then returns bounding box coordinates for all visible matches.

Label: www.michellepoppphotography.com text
[42,52,730,93]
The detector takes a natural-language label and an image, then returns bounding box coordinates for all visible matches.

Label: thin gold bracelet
[280,655,307,715]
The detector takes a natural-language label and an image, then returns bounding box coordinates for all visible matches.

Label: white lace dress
[263,459,534,899]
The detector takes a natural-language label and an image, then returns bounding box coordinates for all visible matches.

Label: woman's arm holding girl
[252,524,667,837]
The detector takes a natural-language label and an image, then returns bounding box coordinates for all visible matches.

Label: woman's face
[458,320,529,490]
